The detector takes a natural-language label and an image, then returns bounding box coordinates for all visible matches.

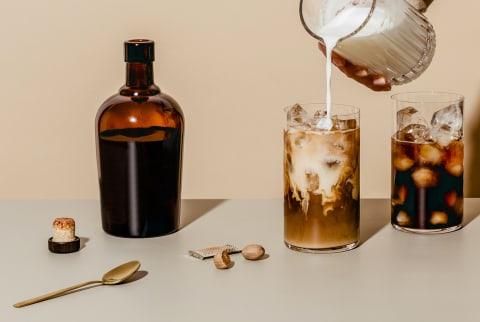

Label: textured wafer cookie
[188,244,241,260]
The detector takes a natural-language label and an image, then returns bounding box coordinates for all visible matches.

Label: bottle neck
[121,62,160,96]
[126,62,154,88]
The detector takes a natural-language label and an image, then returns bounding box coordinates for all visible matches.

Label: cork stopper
[48,217,80,253]
[52,217,75,242]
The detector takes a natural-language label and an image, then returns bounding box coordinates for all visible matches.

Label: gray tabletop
[3,199,480,321]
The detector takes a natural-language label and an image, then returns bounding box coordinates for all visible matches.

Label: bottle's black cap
[124,39,155,63]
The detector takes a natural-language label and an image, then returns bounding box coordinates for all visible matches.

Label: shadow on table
[359,199,390,246]
[79,237,90,250]
[180,199,227,229]
[358,199,480,243]
[462,199,480,227]
[127,270,148,283]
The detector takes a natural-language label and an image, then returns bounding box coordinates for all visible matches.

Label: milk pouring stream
[315,5,375,128]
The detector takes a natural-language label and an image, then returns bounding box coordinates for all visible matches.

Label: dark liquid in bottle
[99,126,182,237]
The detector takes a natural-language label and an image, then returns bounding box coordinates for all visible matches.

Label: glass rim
[391,91,464,104]
[284,102,359,117]
[299,0,377,44]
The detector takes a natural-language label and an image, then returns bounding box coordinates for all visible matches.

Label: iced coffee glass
[284,103,360,253]
[391,92,464,234]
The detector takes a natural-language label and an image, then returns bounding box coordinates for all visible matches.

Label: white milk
[315,4,402,128]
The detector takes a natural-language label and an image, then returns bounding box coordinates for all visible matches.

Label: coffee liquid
[99,127,182,237]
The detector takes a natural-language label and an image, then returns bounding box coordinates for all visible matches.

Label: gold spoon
[13,260,141,308]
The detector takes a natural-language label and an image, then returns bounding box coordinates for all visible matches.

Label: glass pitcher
[300,0,436,85]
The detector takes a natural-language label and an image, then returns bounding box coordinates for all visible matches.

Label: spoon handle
[13,280,102,308]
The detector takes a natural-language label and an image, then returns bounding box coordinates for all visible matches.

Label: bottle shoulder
[96,91,184,133]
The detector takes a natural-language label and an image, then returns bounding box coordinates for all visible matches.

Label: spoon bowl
[13,260,141,308]
[102,260,141,285]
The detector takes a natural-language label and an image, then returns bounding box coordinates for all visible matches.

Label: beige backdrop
[0,0,478,199]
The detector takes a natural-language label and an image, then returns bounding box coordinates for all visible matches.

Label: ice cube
[445,190,458,208]
[428,104,463,145]
[311,110,332,130]
[292,131,310,148]
[427,127,456,147]
[393,156,414,171]
[287,104,310,128]
[431,104,463,134]
[430,211,448,225]
[314,115,333,130]
[397,106,428,130]
[305,171,319,192]
[312,110,327,123]
[332,117,357,130]
[392,185,407,206]
[411,167,438,188]
[311,111,327,129]
[445,140,464,177]
[396,124,429,142]
[419,144,444,165]
[396,210,411,226]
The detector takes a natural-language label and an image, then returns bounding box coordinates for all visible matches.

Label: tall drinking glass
[284,103,360,252]
[391,92,464,234]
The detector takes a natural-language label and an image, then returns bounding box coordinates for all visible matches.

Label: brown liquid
[391,137,463,230]
[99,127,182,237]
[284,127,360,250]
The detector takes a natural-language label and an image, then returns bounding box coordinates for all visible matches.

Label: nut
[242,244,265,260]
[214,250,232,269]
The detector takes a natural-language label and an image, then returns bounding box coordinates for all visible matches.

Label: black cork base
[48,236,80,253]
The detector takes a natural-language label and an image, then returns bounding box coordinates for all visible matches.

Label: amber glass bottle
[96,39,184,238]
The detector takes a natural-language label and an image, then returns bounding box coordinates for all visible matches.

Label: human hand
[318,42,391,92]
